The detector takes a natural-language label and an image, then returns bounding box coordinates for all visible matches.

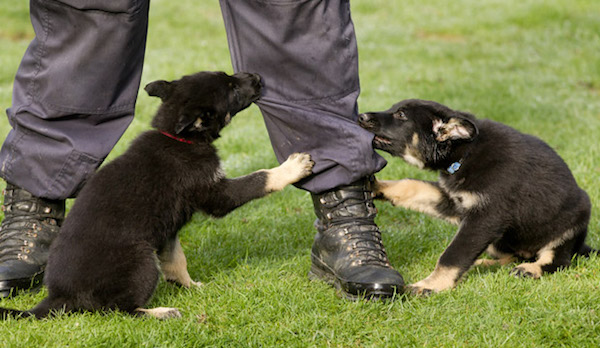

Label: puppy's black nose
[358,113,370,123]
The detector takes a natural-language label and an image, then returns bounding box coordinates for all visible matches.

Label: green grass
[1,0,599,346]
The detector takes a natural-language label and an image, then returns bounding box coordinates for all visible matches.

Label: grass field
[1,0,599,346]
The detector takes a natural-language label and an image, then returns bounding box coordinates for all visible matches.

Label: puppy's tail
[576,244,598,258]
[0,297,62,320]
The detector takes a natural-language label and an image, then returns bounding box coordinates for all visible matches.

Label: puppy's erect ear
[144,80,174,101]
[432,117,478,142]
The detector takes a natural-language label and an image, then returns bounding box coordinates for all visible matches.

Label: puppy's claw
[510,267,537,279]
[406,284,434,297]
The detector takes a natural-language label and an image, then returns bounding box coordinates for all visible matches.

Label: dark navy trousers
[0,0,385,199]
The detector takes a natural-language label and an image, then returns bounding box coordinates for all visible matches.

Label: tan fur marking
[264,152,313,192]
[512,228,576,278]
[412,133,419,146]
[159,238,201,288]
[513,249,555,279]
[410,265,461,294]
[376,179,460,225]
[136,307,182,319]
[402,147,425,169]
[546,228,577,250]
[440,179,487,212]
[475,244,516,266]
[475,256,515,267]
[453,191,486,210]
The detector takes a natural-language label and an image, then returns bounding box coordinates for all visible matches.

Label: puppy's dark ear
[144,80,173,101]
[433,117,478,142]
[174,110,211,134]
[174,113,199,134]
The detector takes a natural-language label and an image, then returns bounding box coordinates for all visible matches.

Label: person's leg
[0,0,150,297]
[220,0,404,299]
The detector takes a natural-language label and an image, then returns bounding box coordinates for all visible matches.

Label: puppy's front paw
[285,152,314,180]
[372,179,388,200]
[137,307,182,319]
[510,264,542,279]
[406,284,434,297]
[190,280,203,287]
[265,153,314,192]
[408,266,459,295]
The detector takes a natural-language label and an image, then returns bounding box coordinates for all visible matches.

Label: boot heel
[307,258,335,285]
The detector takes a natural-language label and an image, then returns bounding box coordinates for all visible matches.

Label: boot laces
[343,221,391,268]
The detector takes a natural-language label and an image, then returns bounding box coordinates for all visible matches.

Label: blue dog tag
[447,162,461,174]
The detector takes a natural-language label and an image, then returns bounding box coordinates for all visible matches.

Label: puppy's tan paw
[285,152,314,180]
[265,153,314,192]
[406,284,434,297]
[190,280,203,287]
[371,179,388,200]
[510,264,542,279]
[137,307,182,319]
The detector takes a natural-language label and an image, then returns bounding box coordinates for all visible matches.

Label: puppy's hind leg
[474,244,515,267]
[159,237,202,288]
[511,230,577,279]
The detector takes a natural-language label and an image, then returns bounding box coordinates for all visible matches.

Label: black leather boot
[309,177,404,300]
[0,183,65,297]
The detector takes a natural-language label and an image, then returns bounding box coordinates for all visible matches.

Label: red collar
[159,130,194,144]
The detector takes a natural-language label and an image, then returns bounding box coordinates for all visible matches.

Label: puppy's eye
[393,110,407,120]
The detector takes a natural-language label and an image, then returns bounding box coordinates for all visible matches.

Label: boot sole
[0,273,44,298]
[308,255,402,301]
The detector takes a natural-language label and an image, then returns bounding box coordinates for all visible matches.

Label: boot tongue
[0,184,64,266]
[2,184,65,222]
[312,185,377,224]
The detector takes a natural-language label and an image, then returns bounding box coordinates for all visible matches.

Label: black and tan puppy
[358,99,595,295]
[0,71,313,319]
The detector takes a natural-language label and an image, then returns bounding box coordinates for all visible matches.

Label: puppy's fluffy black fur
[0,71,313,319]
[359,99,595,294]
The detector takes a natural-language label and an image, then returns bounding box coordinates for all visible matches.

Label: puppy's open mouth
[373,135,392,148]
